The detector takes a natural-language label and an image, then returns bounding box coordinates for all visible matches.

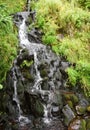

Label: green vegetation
[20,60,33,68]
[0,0,26,84]
[31,0,90,96]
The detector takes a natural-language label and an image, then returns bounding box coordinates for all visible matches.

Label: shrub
[0,0,25,83]
[32,0,90,96]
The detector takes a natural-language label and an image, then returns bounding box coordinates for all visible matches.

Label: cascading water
[4,1,69,129]
[2,1,90,130]
[13,8,51,124]
[12,66,22,117]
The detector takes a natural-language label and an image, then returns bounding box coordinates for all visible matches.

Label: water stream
[1,1,89,130]
[13,1,54,124]
[3,1,71,129]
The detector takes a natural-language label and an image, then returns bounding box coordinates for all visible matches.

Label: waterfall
[13,12,50,124]
[33,52,42,90]
[12,67,22,117]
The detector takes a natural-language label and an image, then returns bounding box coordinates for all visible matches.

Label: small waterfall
[19,17,30,48]
[12,64,30,125]
[33,52,42,90]
[3,1,74,130]
[12,67,22,117]
[9,1,69,127]
[17,12,55,124]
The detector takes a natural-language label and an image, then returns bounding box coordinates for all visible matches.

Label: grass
[31,0,90,96]
[0,0,26,84]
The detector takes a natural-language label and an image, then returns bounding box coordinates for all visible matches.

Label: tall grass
[0,0,26,84]
[31,0,90,96]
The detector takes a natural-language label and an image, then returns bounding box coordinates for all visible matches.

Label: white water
[14,8,56,124]
[33,52,42,90]
[12,67,30,124]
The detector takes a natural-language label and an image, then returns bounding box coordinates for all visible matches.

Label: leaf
[0,84,3,89]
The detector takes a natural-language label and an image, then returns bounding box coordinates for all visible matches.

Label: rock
[86,106,90,112]
[51,105,60,117]
[75,96,89,116]
[71,94,79,104]
[62,104,75,126]
[63,93,79,104]
[24,91,44,117]
[68,119,86,130]
[86,118,90,130]
[78,96,89,107]
[40,69,48,78]
[67,100,73,109]
[76,105,86,115]
[52,91,63,109]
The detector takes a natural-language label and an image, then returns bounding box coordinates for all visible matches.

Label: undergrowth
[0,0,26,84]
[31,0,90,96]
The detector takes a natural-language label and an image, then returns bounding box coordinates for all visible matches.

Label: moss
[71,94,79,104]
[86,106,90,112]
[80,119,86,130]
[35,100,44,116]
[22,69,34,82]
[63,94,71,100]
[63,93,78,104]
[40,69,48,78]
[67,100,73,109]
[76,106,86,115]
[86,119,90,130]
[20,60,33,68]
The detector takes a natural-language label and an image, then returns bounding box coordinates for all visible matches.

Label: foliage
[0,0,25,83]
[0,84,3,89]
[31,0,90,96]
[77,0,90,9]
[20,60,33,68]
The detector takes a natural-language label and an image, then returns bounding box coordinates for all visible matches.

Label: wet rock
[24,91,44,117]
[78,96,89,107]
[52,91,63,109]
[40,69,48,78]
[75,96,89,116]
[21,69,34,81]
[62,104,75,126]
[51,105,60,117]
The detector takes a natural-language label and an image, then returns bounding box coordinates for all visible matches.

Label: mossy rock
[86,119,90,130]
[67,100,73,109]
[79,119,86,130]
[69,119,86,130]
[76,105,86,115]
[63,94,71,100]
[40,69,48,78]
[87,106,90,112]
[22,69,34,82]
[71,94,79,104]
[35,100,44,117]
[20,60,33,68]
[63,93,79,105]
[30,96,44,117]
